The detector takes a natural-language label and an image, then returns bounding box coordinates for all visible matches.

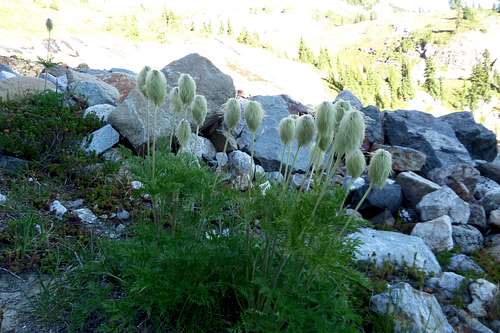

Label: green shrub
[0,91,100,163]
[38,151,371,332]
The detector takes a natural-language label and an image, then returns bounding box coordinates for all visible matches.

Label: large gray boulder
[477,161,500,184]
[334,90,363,110]
[360,105,384,145]
[467,279,498,318]
[411,216,454,252]
[350,228,442,275]
[370,282,455,333]
[352,180,402,213]
[396,171,441,207]
[161,53,236,129]
[452,225,483,255]
[184,134,216,161]
[416,186,470,224]
[475,176,500,201]
[479,188,500,214]
[384,110,472,175]
[108,89,175,151]
[440,111,497,162]
[81,125,120,155]
[427,163,481,193]
[444,306,494,333]
[427,272,467,301]
[0,76,55,100]
[67,70,119,106]
[373,144,426,172]
[237,95,311,171]
[447,254,484,275]
[334,92,384,145]
[83,104,116,123]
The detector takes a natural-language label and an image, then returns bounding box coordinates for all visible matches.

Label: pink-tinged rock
[97,72,136,103]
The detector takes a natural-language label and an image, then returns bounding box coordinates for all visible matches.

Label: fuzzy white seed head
[346,149,366,179]
[137,66,151,97]
[223,98,241,131]
[192,95,208,127]
[46,18,53,32]
[178,73,196,106]
[169,87,183,113]
[279,116,296,145]
[315,101,335,138]
[244,101,264,133]
[317,132,333,151]
[333,100,352,131]
[332,110,366,155]
[296,114,315,148]
[368,149,392,188]
[146,70,167,107]
[176,119,192,148]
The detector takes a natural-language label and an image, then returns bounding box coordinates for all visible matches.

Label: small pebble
[116,210,130,220]
[131,181,143,190]
[50,200,68,220]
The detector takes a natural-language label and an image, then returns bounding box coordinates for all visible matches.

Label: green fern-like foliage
[38,150,370,332]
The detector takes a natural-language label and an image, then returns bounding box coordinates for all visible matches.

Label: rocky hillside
[1,52,500,332]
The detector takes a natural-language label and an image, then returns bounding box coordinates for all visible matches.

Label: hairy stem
[355,183,373,211]
[278,144,286,175]
[284,146,301,191]
[311,153,343,217]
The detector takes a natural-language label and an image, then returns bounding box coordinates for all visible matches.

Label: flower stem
[283,146,301,191]
[278,144,286,175]
[355,183,373,212]
[311,153,343,217]
[283,144,292,179]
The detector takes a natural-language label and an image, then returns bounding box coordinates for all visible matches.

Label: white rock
[447,254,485,275]
[349,228,442,275]
[131,181,143,190]
[452,225,483,255]
[49,200,67,220]
[411,216,454,252]
[74,208,98,224]
[370,282,455,333]
[467,279,498,318]
[428,272,466,300]
[417,186,470,224]
[83,104,116,123]
[0,193,6,204]
[0,71,16,80]
[254,165,265,178]
[488,209,500,228]
[184,134,217,160]
[228,150,254,176]
[265,171,284,183]
[215,152,228,168]
[116,210,130,220]
[82,124,120,155]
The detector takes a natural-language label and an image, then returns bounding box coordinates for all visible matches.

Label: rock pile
[1,53,499,333]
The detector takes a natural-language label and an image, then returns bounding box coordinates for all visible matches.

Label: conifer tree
[227,19,233,36]
[397,61,415,101]
[424,57,439,98]
[298,37,315,65]
[387,67,399,108]
[218,21,225,35]
[316,47,332,70]
[467,49,492,111]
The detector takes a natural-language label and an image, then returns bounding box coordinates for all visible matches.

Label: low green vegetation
[0,91,100,163]
[0,80,401,330]
[37,150,373,332]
